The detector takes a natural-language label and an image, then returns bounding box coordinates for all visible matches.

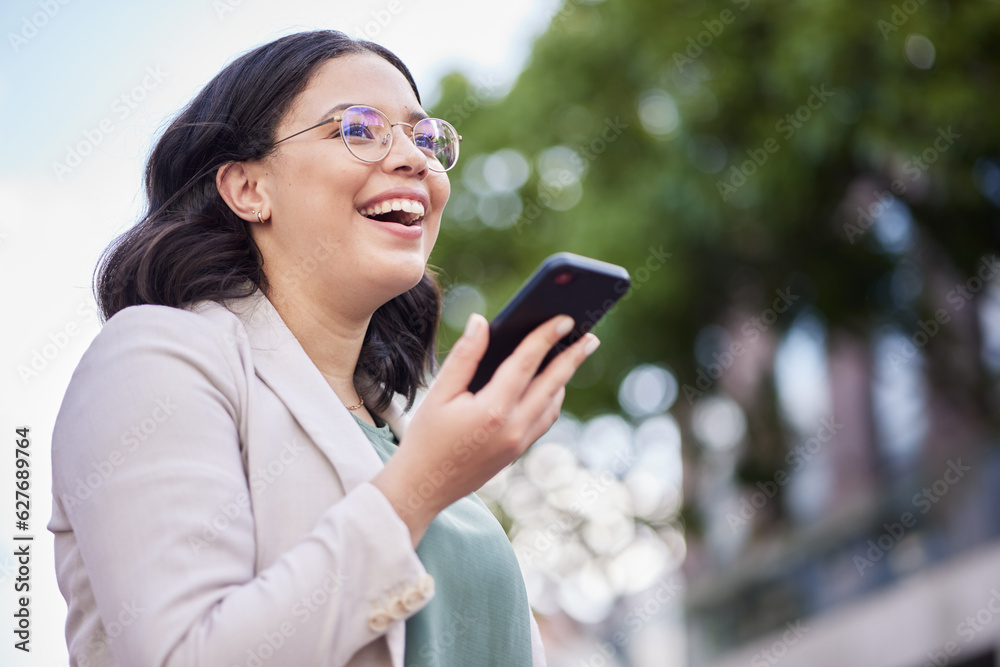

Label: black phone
[467,252,631,393]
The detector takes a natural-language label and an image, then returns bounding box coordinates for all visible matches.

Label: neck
[265,283,370,409]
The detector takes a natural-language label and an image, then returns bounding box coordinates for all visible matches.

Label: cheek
[279,150,364,207]
[428,177,449,242]
[432,174,451,210]
[441,176,452,202]
[425,222,441,257]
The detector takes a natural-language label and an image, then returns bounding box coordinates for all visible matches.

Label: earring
[251,210,264,224]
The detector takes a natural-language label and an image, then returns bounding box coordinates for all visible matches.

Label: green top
[352,414,534,666]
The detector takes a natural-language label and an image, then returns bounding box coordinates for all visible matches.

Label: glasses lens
[340,107,392,162]
[412,118,460,172]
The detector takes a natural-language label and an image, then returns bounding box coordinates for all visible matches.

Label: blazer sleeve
[49,304,432,666]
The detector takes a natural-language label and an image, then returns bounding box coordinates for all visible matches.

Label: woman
[47,29,599,666]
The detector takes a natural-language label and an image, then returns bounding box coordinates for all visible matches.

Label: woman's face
[254,52,450,314]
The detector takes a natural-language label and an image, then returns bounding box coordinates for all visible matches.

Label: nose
[381,123,429,175]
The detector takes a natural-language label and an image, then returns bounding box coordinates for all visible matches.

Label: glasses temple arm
[272,115,341,146]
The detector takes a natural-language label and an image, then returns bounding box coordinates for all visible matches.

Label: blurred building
[683,299,1000,666]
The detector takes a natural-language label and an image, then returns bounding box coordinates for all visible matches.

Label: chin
[380,257,428,296]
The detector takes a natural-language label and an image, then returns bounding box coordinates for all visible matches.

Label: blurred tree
[428,0,1000,531]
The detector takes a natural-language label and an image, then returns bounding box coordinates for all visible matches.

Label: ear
[216,162,269,223]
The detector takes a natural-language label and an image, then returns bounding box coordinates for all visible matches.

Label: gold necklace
[345,392,364,411]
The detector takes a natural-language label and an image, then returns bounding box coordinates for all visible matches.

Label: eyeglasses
[272,105,462,172]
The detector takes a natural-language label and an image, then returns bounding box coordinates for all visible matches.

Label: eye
[343,122,367,138]
[345,121,381,142]
[413,132,442,152]
[324,118,347,140]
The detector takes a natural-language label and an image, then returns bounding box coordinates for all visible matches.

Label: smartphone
[467,252,631,392]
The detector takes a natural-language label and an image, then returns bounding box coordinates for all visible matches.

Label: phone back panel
[467,253,630,392]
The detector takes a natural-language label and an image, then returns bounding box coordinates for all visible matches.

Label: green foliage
[429,0,1000,421]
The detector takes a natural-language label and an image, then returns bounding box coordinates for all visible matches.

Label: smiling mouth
[358,199,426,226]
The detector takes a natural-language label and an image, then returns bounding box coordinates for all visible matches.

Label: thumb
[428,313,489,399]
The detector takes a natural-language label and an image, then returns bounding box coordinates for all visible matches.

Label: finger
[517,333,599,424]
[480,314,576,407]
[426,313,490,400]
[519,385,566,449]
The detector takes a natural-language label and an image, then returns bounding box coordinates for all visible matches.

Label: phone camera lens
[554,271,574,286]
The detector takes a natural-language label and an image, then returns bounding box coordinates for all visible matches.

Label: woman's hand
[370,312,599,546]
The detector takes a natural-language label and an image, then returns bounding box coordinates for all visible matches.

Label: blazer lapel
[223,289,388,493]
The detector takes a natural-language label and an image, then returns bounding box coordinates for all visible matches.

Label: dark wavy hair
[94,30,441,412]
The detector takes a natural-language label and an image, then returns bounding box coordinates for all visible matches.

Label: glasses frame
[271,104,463,172]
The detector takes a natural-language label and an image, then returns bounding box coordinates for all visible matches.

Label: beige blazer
[48,288,545,666]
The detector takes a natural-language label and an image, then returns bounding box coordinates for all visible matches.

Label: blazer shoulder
[105,298,243,329]
[66,300,253,405]
[97,299,248,353]
[53,300,254,458]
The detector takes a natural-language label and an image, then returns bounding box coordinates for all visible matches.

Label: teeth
[359,198,426,220]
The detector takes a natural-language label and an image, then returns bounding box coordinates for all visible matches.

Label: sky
[0,2,970,665]
[0,0,560,664]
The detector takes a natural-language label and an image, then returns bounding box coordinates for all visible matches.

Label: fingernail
[556,316,574,337]
[465,313,482,337]
[583,335,601,356]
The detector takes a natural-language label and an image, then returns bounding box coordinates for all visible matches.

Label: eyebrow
[315,103,429,125]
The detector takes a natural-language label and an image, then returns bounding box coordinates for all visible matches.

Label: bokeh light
[691,395,747,452]
[637,88,680,137]
[441,283,486,330]
[618,363,679,417]
[904,34,936,69]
